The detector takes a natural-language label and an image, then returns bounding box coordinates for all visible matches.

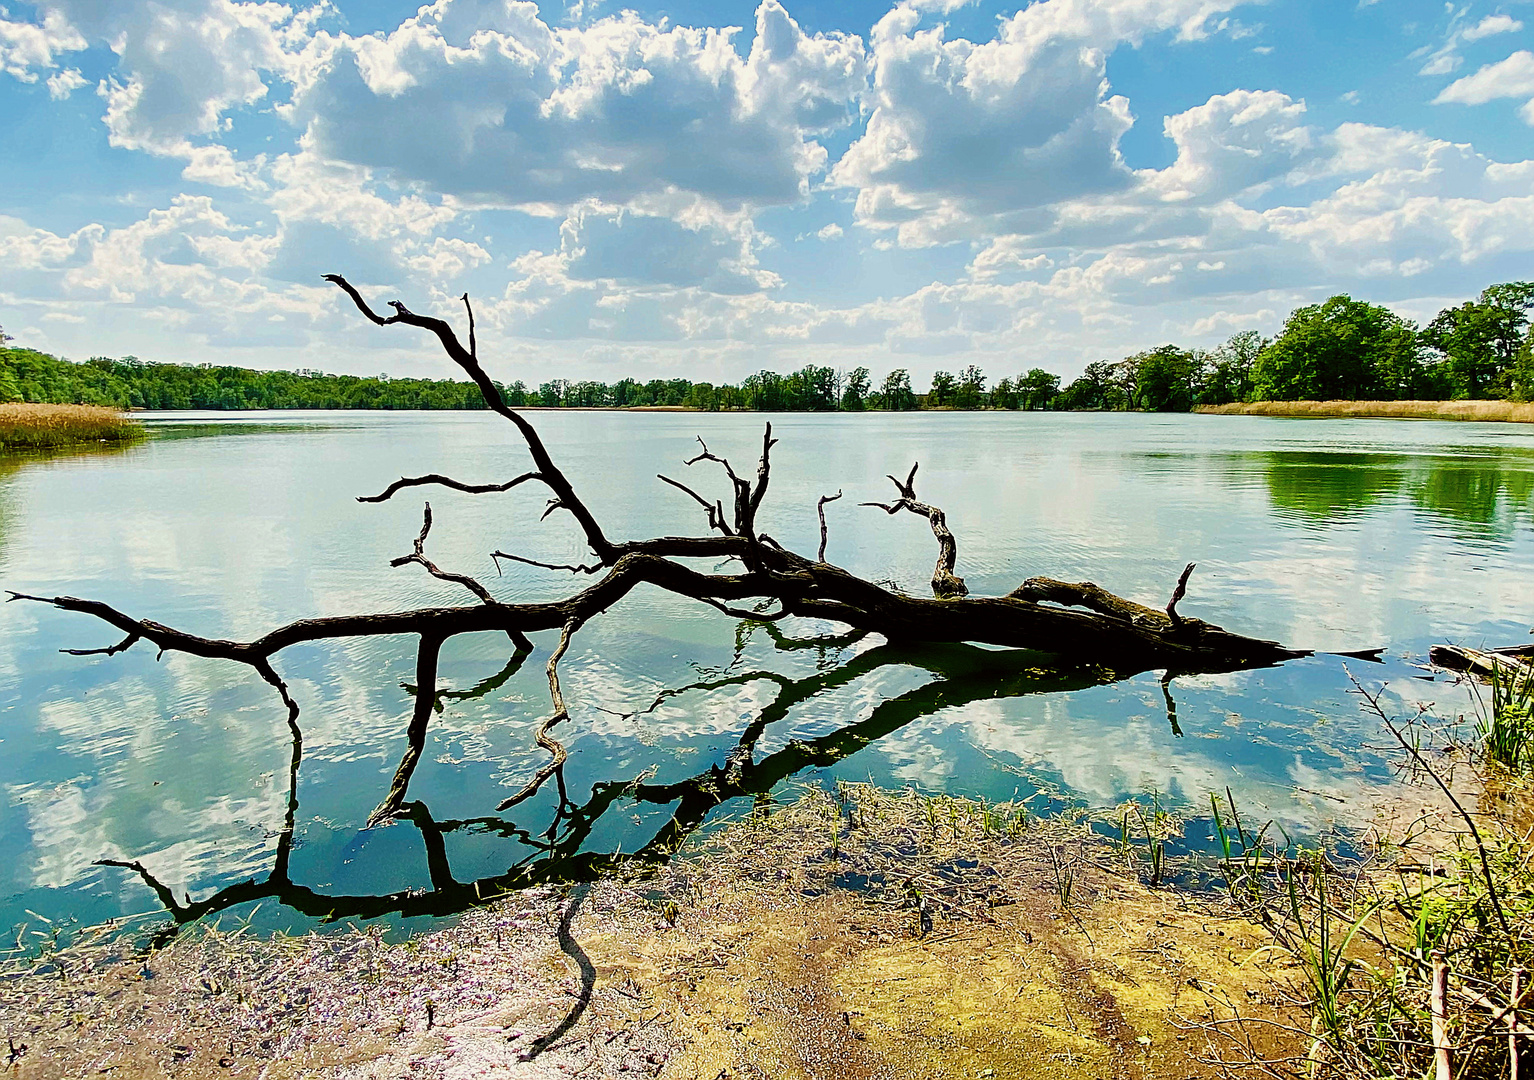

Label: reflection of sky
[0,411,1530,930]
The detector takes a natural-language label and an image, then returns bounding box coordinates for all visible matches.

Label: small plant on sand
[1210,786,1279,907]
[1048,846,1075,910]
[1129,788,1175,887]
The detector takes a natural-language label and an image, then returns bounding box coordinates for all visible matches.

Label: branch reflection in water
[97,621,1191,942]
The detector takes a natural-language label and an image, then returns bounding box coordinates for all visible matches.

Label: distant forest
[2,281,1530,412]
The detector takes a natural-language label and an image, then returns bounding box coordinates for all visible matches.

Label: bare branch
[657,474,734,536]
[748,422,779,523]
[1166,562,1196,627]
[491,550,604,576]
[326,274,617,563]
[683,435,744,487]
[461,292,476,360]
[860,462,967,598]
[390,503,498,604]
[61,631,140,657]
[678,423,777,540]
[359,471,540,504]
[817,490,843,563]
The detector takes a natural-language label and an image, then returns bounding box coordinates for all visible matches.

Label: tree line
[0,349,488,411]
[2,279,1530,413]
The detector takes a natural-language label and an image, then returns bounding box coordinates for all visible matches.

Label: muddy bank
[3,786,1314,1079]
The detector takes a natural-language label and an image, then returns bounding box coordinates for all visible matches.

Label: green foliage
[926,370,958,407]
[1056,360,1123,410]
[1199,329,1265,405]
[954,365,986,409]
[840,366,871,411]
[0,349,489,410]
[1253,295,1426,401]
[1124,345,1203,412]
[1016,368,1060,410]
[5,278,1525,417]
[1422,282,1534,399]
[876,368,917,411]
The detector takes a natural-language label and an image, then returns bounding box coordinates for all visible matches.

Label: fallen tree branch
[15,276,1323,828]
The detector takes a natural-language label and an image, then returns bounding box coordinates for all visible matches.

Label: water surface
[2,411,1531,934]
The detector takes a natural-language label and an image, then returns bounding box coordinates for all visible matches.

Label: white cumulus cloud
[1436,49,1534,123]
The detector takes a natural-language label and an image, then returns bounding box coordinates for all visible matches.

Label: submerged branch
[369,632,444,827]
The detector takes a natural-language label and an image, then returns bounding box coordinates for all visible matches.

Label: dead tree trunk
[11,276,1313,822]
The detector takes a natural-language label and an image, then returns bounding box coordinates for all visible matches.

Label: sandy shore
[5,783,1405,1079]
[0,786,1317,1079]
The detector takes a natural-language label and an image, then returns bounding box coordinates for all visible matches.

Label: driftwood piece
[11,274,1320,821]
[1433,951,1452,1080]
[1429,644,1534,680]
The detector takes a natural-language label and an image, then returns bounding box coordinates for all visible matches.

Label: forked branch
[391,502,497,604]
[861,462,967,598]
[671,425,778,542]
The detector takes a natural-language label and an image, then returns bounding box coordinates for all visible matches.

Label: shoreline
[4,775,1490,1080]
[0,785,1303,1079]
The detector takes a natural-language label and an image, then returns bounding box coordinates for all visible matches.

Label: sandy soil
[2,787,1310,1080]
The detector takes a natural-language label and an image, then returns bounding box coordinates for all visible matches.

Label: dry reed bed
[0,402,143,449]
[1195,400,1534,422]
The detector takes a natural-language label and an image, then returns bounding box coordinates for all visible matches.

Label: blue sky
[1,0,1531,385]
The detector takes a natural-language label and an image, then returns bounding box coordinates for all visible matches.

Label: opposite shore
[8,398,1534,453]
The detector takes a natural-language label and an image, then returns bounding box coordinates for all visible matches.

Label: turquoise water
[1,410,1531,935]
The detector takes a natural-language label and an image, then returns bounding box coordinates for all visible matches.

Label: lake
[2,410,1531,937]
